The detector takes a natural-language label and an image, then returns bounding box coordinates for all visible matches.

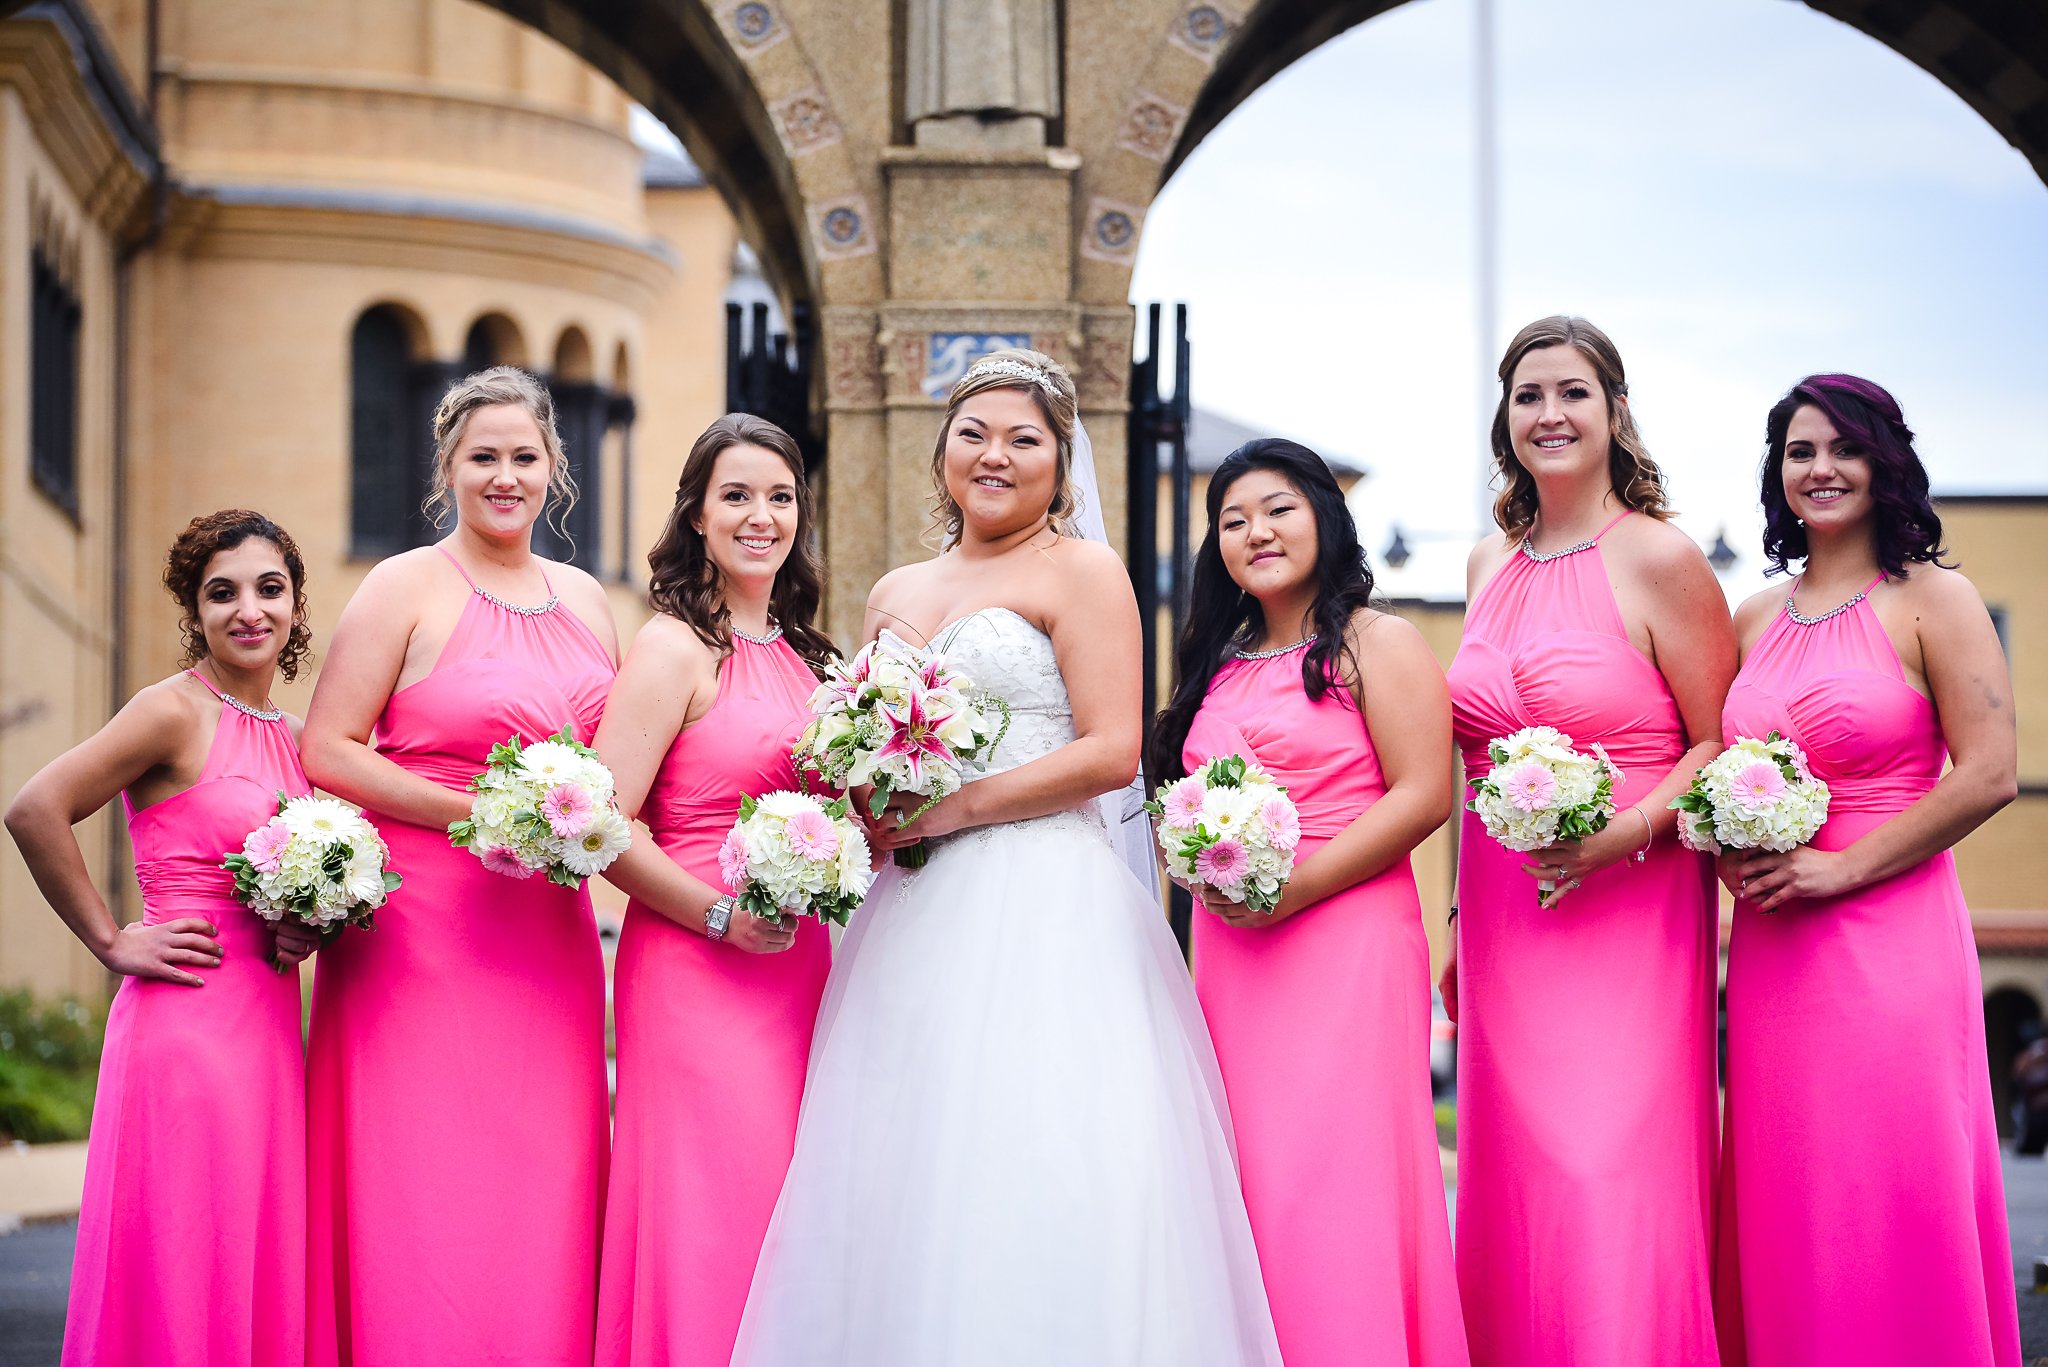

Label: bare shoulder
[1052,536,1126,576]
[1732,585,1783,639]
[1047,537,1137,615]
[627,610,717,669]
[1611,513,1711,575]
[284,712,307,744]
[1347,605,1428,658]
[129,672,209,729]
[1466,531,1514,597]
[542,558,608,609]
[356,545,447,594]
[867,559,930,606]
[1888,560,1985,615]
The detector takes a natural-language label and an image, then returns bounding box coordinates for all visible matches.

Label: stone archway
[1161,1,2048,187]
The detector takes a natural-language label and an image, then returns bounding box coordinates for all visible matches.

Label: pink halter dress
[1714,575,2019,1366]
[307,549,614,1366]
[1446,511,1720,1366]
[596,629,831,1367]
[1184,645,1469,1367]
[64,671,309,1367]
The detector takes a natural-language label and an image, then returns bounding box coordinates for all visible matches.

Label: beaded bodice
[888,606,1106,847]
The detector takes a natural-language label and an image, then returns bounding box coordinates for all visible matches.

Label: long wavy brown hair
[645,413,835,670]
[163,509,313,681]
[1489,315,1672,537]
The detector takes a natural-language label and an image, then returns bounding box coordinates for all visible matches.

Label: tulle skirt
[731,810,1282,1366]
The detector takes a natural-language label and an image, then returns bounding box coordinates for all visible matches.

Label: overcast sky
[1130,0,2048,601]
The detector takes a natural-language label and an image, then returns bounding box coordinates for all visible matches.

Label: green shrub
[1434,1100,1457,1152]
[0,990,103,1143]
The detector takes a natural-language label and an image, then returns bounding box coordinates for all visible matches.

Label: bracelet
[1628,807,1653,863]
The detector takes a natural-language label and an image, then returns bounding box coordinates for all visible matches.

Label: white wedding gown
[731,607,1282,1366]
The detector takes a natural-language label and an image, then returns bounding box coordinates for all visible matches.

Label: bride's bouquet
[1670,732,1830,855]
[1145,755,1300,915]
[447,729,632,889]
[717,791,874,929]
[793,635,1009,869]
[1468,726,1621,894]
[224,795,400,960]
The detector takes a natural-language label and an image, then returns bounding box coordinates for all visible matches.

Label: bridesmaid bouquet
[793,635,1010,869]
[224,794,401,941]
[1145,755,1300,915]
[1469,726,1622,893]
[1670,732,1831,855]
[717,791,875,929]
[447,729,632,889]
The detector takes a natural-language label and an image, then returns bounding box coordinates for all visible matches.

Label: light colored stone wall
[0,16,150,998]
[0,1,741,998]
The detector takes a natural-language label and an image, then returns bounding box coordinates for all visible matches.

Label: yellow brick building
[0,0,739,997]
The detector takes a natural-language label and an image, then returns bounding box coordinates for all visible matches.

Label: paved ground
[5,1157,2048,1362]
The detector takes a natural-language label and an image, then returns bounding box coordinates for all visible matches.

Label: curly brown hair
[645,414,836,671]
[163,510,312,681]
[1490,315,1672,537]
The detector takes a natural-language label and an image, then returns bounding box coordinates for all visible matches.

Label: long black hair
[1148,439,1375,785]
[1758,373,1951,580]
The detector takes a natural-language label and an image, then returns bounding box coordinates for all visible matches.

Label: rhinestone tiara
[962,358,1060,396]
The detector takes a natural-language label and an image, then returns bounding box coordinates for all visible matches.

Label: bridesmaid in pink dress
[302,368,619,1365]
[1714,374,2019,1367]
[1152,439,1469,1367]
[6,511,321,1366]
[592,414,835,1366]
[1444,317,1734,1365]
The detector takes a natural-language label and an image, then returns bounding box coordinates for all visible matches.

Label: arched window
[543,326,603,571]
[349,304,434,556]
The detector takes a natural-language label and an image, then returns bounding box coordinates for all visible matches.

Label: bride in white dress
[730,350,1281,1366]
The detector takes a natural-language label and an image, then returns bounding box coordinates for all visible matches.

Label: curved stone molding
[810,193,877,260]
[1078,196,1145,266]
[770,84,843,156]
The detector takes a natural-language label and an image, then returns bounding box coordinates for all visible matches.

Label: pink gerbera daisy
[1259,798,1300,852]
[1731,761,1787,809]
[783,808,840,861]
[1503,762,1560,813]
[541,784,595,839]
[1195,838,1250,887]
[480,844,537,880]
[246,821,291,874]
[717,825,750,889]
[1162,777,1207,830]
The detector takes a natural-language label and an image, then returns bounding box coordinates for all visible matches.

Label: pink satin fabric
[64,676,309,1367]
[307,560,614,1366]
[596,633,830,1367]
[1185,650,1469,1367]
[1447,514,1720,1365]
[1715,583,2019,1366]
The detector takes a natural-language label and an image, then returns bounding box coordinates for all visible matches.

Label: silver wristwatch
[705,894,735,941]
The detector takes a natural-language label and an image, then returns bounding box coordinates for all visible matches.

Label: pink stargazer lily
[875,686,954,790]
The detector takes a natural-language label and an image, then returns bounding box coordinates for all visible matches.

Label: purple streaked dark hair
[1758,373,1952,580]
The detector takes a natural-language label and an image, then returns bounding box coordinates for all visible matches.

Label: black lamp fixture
[1707,526,1738,574]
[1382,523,1412,570]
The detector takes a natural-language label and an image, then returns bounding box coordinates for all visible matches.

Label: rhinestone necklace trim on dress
[1519,534,1597,563]
[219,692,284,721]
[1234,635,1314,661]
[732,624,784,646]
[1785,588,1866,626]
[472,585,559,616]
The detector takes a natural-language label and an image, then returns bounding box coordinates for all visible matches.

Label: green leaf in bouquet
[274,791,292,815]
[382,870,403,894]
[868,785,892,820]
[486,736,525,769]
[447,818,476,847]
[739,794,758,821]
[544,864,583,891]
[823,796,849,821]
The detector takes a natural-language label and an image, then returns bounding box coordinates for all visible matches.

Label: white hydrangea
[1673,734,1830,854]
[1468,726,1621,854]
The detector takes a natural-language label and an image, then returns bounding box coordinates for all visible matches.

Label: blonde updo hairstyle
[927,347,1082,546]
[424,365,579,541]
[1490,315,1671,537]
